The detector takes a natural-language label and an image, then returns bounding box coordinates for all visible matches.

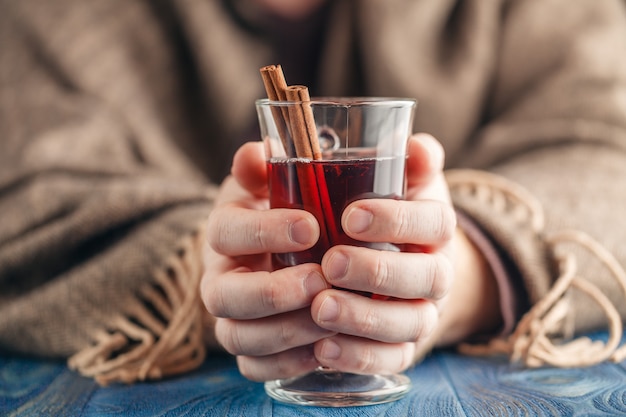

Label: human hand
[307,133,458,374]
[201,141,334,381]
[202,134,501,381]
[308,133,503,374]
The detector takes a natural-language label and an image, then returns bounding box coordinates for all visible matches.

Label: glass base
[264,368,411,407]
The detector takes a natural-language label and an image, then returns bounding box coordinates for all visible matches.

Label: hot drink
[257,88,416,406]
[267,150,406,269]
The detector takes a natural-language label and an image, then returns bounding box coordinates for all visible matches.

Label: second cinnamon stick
[285,85,322,160]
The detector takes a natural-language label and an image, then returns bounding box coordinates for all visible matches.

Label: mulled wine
[267,149,406,269]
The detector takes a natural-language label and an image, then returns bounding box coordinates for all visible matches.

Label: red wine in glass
[267,149,406,271]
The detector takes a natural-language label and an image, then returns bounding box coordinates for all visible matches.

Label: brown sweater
[2,0,626,384]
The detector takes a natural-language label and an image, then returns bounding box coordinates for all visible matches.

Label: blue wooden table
[2,333,626,416]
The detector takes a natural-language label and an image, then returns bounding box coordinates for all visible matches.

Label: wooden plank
[83,355,274,416]
[0,356,65,414]
[81,353,465,416]
[0,357,97,416]
[438,352,626,416]
[2,339,626,416]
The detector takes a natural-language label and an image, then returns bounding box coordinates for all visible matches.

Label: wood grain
[1,333,625,416]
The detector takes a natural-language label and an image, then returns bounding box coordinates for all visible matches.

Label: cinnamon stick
[260,65,323,160]
[260,65,291,152]
[260,64,289,101]
[281,84,337,247]
[259,66,338,251]
[285,85,322,160]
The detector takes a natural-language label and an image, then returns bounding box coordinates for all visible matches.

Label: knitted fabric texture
[448,170,626,367]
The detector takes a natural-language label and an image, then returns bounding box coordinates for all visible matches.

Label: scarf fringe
[447,169,626,368]
[67,228,206,386]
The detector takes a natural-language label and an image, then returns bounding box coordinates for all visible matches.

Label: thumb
[231,141,268,197]
[406,133,445,188]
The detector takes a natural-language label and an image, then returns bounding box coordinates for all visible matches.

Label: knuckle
[393,201,455,243]
[408,314,424,342]
[202,276,228,318]
[206,209,228,252]
[361,307,382,336]
[246,218,266,250]
[408,302,438,342]
[419,303,439,340]
[354,345,377,373]
[259,278,281,312]
[398,343,416,371]
[273,353,296,378]
[420,256,438,299]
[424,254,453,300]
[372,257,391,293]
[434,204,456,241]
[428,207,449,242]
[236,356,261,382]
[207,207,270,253]
[217,319,245,355]
[393,204,411,238]
[278,321,296,347]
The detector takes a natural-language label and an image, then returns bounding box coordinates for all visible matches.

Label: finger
[406,134,451,203]
[321,246,453,300]
[406,133,445,188]
[311,289,439,343]
[342,198,456,247]
[237,345,321,382]
[231,141,268,197]
[215,309,334,356]
[202,264,329,319]
[211,174,272,210]
[314,335,416,375]
[207,206,319,256]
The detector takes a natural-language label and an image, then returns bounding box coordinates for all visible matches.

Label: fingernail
[317,296,340,323]
[304,271,327,297]
[289,219,313,245]
[325,251,348,283]
[319,339,342,360]
[345,207,373,234]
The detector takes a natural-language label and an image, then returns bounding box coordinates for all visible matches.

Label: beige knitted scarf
[66,229,208,385]
[448,170,626,367]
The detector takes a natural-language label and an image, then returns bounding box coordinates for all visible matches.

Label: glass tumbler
[256,97,417,407]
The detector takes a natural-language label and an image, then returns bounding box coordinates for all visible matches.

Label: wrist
[435,227,503,347]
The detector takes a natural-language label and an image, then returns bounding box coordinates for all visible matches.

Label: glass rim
[255,97,417,108]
